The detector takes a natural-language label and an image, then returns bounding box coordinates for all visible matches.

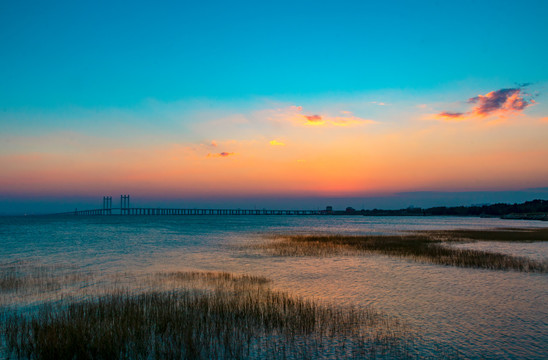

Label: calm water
[1,215,548,359]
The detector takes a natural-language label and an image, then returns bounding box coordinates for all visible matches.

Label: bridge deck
[66,208,326,216]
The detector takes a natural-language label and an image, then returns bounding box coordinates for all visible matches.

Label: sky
[1,0,548,214]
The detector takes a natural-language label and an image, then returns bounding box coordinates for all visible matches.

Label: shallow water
[1,215,547,359]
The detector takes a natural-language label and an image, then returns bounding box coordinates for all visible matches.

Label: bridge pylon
[120,195,130,215]
[102,196,112,215]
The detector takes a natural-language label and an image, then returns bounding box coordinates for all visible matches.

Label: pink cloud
[302,111,375,127]
[468,88,533,117]
[303,113,377,126]
[304,114,323,123]
[267,105,375,127]
[438,111,466,119]
[435,86,535,121]
[207,152,235,158]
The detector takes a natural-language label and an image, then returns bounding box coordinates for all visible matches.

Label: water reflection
[1,215,547,358]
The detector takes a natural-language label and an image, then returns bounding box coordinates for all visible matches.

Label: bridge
[60,195,329,216]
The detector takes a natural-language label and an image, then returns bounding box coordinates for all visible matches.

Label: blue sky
[2,0,547,109]
[1,1,548,214]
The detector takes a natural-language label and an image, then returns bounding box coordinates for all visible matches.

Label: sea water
[1,215,547,359]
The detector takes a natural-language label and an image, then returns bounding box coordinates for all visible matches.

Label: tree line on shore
[343,199,548,217]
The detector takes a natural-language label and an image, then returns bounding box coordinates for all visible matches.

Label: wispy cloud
[301,110,376,127]
[260,104,376,128]
[437,111,466,119]
[434,86,535,121]
[322,115,377,126]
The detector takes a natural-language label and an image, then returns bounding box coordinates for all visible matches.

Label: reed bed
[260,232,548,272]
[156,271,270,287]
[0,261,95,309]
[422,227,548,242]
[0,261,61,293]
[1,271,422,359]
[0,261,92,294]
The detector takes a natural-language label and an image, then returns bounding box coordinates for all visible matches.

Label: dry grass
[0,261,91,294]
[0,271,421,359]
[260,231,548,272]
[0,262,61,293]
[157,271,270,287]
[422,228,548,242]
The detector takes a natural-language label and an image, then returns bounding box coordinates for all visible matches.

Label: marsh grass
[260,231,548,272]
[0,271,419,359]
[0,261,92,294]
[423,227,548,242]
[0,262,61,293]
[156,271,270,287]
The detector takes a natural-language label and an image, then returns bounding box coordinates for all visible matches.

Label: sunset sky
[1,1,548,213]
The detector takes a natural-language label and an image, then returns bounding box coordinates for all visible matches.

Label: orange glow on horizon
[1,92,547,198]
